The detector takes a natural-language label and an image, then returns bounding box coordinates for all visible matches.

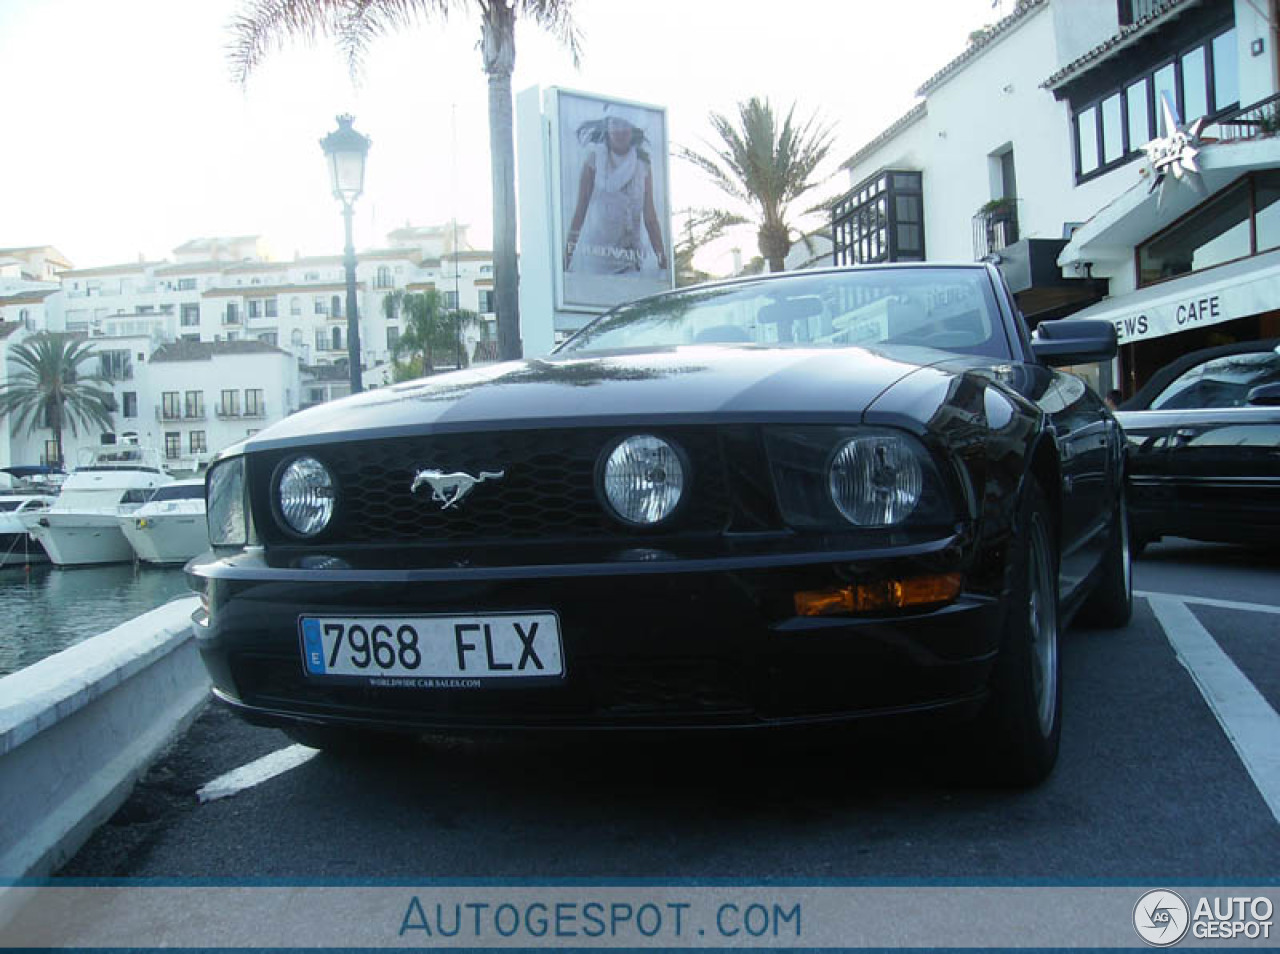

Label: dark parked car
[188,264,1127,786]
[1116,338,1280,551]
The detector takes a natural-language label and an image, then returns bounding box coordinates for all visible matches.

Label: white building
[1,225,498,469]
[837,0,1280,396]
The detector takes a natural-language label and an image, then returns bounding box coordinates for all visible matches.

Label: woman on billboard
[564,103,668,275]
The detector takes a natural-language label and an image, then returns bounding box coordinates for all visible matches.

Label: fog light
[794,573,963,617]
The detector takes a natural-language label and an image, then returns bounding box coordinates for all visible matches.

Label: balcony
[1118,0,1163,26]
[1205,94,1280,143]
[973,199,1020,260]
[218,405,266,420]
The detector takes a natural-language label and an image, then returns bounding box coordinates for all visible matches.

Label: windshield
[558,268,1013,359]
[1150,350,1280,409]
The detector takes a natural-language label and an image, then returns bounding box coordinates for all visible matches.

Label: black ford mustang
[188,264,1128,786]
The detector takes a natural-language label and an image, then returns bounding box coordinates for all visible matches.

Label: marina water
[0,563,191,676]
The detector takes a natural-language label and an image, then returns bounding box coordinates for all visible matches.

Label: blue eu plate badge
[302,619,326,675]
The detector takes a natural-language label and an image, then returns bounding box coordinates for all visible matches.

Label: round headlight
[277,456,335,537]
[602,435,686,526]
[828,435,922,526]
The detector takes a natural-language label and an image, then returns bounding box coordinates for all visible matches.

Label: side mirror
[1246,382,1280,406]
[1031,319,1118,367]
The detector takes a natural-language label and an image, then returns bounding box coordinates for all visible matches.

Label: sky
[0,0,1010,276]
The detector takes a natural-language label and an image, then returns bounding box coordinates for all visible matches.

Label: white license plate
[299,612,564,686]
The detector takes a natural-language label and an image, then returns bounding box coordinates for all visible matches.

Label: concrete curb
[0,596,208,881]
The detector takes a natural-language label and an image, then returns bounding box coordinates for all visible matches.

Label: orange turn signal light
[794,573,963,617]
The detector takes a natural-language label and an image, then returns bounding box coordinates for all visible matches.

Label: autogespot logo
[1134,890,1190,946]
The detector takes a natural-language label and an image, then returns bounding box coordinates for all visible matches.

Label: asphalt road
[59,538,1280,882]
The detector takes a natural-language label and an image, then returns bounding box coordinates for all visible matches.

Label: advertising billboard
[553,89,673,312]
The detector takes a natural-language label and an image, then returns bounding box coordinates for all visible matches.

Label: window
[99,350,132,381]
[181,303,200,327]
[443,291,459,310]
[1101,94,1123,165]
[1076,107,1099,176]
[1151,352,1280,409]
[1136,173,1280,285]
[332,327,343,351]
[1212,29,1238,111]
[189,431,207,455]
[1181,47,1208,125]
[314,297,326,315]
[832,169,925,266]
[244,388,264,417]
[304,271,320,281]
[162,392,180,420]
[164,432,181,460]
[177,278,197,291]
[225,303,240,324]
[315,330,328,352]
[330,295,342,317]
[265,296,278,318]
[1125,80,1150,151]
[258,332,278,346]
[375,266,392,289]
[123,392,137,419]
[478,290,495,313]
[184,390,204,419]
[220,389,240,417]
[290,297,301,316]
[248,299,261,318]
[1070,26,1237,182]
[387,326,400,350]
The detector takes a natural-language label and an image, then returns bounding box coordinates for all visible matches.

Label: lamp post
[320,114,371,395]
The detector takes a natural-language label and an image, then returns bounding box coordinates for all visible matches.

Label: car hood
[249,347,938,450]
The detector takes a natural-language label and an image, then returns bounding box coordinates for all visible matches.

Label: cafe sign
[1108,269,1280,344]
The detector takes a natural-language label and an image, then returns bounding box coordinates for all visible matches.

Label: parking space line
[196,744,320,803]
[1147,595,1280,826]
[1137,591,1280,616]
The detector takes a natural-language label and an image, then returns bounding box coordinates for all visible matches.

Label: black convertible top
[1120,337,1280,410]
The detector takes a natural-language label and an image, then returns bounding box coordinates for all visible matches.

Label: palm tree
[680,98,835,274]
[0,333,116,468]
[228,0,581,364]
[384,288,480,376]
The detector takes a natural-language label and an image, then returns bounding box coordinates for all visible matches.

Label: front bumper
[187,540,1005,734]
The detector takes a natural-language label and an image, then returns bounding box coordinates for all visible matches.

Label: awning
[1065,248,1280,345]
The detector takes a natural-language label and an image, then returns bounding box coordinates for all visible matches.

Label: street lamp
[320,114,371,395]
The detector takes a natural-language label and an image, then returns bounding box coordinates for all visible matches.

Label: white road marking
[196,744,320,803]
[1137,591,1280,616]
[1146,595,1280,826]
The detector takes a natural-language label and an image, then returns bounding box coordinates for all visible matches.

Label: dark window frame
[1070,25,1237,185]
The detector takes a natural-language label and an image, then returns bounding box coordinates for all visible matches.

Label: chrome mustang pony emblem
[410,468,505,510]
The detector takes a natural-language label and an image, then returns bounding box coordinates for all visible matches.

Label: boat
[0,467,63,568]
[22,444,173,566]
[119,479,209,565]
[0,494,54,567]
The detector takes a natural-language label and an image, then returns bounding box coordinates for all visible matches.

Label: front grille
[257,426,732,546]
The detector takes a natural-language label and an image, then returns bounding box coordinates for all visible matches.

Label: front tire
[971,480,1062,787]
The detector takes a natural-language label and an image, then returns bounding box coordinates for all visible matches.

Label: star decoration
[1142,94,1206,208]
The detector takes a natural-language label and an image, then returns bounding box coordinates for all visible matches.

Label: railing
[1118,0,1164,26]
[973,201,1020,260]
[1205,93,1280,142]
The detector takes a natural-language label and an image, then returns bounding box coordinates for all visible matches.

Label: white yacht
[119,479,209,565]
[0,494,54,567]
[23,445,173,566]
